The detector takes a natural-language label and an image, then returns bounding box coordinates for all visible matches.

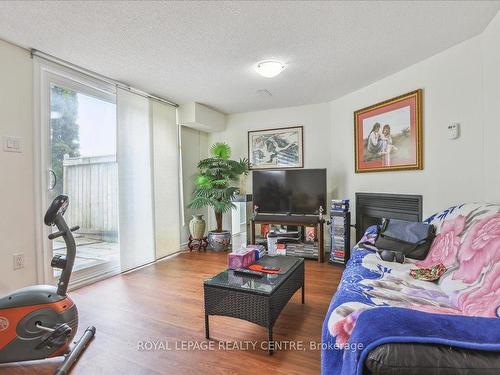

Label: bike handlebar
[48,226,80,240]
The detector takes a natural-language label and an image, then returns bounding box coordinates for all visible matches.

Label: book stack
[331,199,349,212]
[285,242,319,259]
[329,199,351,265]
[247,244,267,259]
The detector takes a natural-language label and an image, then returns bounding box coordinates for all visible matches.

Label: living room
[1,1,500,375]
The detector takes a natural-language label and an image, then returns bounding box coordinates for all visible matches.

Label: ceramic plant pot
[189,214,206,240]
[207,230,231,251]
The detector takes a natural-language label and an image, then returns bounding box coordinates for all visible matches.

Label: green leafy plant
[188,143,249,232]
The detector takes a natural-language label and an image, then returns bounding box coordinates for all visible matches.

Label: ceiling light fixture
[255,60,285,78]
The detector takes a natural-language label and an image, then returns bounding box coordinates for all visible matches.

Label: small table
[251,215,325,262]
[203,256,305,355]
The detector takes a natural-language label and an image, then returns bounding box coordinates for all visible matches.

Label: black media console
[250,214,325,263]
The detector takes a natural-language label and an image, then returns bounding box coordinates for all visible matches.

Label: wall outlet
[13,253,25,270]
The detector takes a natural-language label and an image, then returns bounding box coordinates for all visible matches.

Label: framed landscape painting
[248,126,303,170]
[354,89,423,173]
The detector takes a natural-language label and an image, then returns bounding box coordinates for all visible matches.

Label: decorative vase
[189,214,206,240]
[239,174,247,195]
[207,230,231,251]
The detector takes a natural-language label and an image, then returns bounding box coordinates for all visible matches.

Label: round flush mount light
[255,60,285,78]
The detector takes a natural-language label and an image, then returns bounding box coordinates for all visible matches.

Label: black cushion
[365,343,500,375]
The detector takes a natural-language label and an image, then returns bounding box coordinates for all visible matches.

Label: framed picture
[354,89,423,173]
[248,126,303,170]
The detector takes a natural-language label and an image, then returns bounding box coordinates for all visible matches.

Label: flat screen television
[252,169,326,215]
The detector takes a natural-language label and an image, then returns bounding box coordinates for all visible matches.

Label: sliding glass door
[35,57,181,288]
[37,60,120,288]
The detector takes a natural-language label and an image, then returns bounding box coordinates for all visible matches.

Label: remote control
[233,268,263,277]
[262,267,280,272]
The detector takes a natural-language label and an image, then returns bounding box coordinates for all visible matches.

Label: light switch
[2,136,23,153]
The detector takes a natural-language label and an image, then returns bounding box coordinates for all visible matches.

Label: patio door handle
[48,169,57,191]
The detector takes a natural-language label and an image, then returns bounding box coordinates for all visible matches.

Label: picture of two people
[355,90,422,173]
[365,122,398,161]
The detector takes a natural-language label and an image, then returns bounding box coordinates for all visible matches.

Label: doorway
[37,61,120,288]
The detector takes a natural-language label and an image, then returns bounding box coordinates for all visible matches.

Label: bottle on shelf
[267,231,278,256]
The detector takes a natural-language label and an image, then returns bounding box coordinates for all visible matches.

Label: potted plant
[188,142,249,250]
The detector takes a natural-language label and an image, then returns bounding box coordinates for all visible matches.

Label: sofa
[321,203,500,374]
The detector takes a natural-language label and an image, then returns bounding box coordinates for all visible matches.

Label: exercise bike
[0,195,95,375]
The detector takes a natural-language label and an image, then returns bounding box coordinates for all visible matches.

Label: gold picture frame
[354,89,423,173]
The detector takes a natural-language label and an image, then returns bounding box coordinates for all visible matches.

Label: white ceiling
[0,1,499,114]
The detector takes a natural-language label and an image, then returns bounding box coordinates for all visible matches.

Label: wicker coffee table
[203,256,305,354]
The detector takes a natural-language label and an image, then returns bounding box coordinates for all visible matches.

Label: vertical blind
[117,89,180,272]
[151,100,181,259]
[117,89,156,271]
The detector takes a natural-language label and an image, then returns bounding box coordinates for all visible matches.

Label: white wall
[482,12,500,203]
[209,103,332,192]
[180,126,209,244]
[331,12,500,218]
[330,35,485,218]
[210,12,500,221]
[208,103,331,235]
[0,40,36,294]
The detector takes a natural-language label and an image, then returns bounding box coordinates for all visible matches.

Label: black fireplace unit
[355,192,422,241]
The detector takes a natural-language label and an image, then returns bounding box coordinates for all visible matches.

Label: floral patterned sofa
[321,203,500,375]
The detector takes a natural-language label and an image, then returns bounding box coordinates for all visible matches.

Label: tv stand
[250,214,325,263]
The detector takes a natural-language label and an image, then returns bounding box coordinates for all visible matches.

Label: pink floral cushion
[421,203,500,317]
[417,215,465,268]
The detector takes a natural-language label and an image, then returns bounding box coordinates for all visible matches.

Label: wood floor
[0,251,342,375]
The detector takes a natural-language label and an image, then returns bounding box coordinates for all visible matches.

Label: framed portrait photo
[354,89,423,173]
[248,126,303,170]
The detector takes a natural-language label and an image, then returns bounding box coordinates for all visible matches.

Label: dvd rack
[329,199,351,265]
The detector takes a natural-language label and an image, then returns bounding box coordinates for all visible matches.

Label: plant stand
[188,236,208,251]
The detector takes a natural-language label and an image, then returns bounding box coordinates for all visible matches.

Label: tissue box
[227,249,257,270]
